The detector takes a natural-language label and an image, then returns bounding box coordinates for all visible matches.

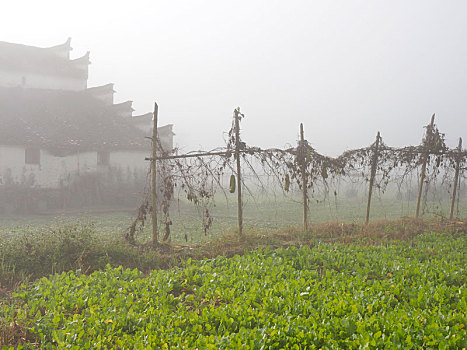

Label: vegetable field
[2,232,465,349]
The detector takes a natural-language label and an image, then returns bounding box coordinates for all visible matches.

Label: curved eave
[71,51,91,67]
[132,112,153,121]
[86,83,115,94]
[45,37,73,59]
[158,124,175,136]
[112,101,134,112]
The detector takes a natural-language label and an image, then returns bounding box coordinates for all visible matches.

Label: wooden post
[300,123,308,231]
[151,102,159,247]
[365,132,381,224]
[234,108,243,237]
[449,137,462,220]
[415,114,435,218]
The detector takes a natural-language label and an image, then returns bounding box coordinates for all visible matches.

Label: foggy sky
[2,0,466,156]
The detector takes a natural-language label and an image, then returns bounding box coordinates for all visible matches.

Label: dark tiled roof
[0,87,151,155]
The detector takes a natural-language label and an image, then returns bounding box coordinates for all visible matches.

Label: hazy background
[2,0,466,156]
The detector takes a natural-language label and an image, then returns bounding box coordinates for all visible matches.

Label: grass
[0,195,464,300]
[0,194,465,290]
[2,193,465,242]
[0,211,465,291]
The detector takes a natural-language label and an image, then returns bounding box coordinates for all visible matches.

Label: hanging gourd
[284,174,290,192]
[321,164,328,179]
[229,175,236,193]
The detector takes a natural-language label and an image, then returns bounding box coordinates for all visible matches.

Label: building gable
[0,39,88,91]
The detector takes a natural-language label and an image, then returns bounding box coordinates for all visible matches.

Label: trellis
[137,103,466,247]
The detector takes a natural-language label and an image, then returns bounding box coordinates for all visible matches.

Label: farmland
[1,195,466,348]
[1,229,466,349]
[2,193,465,245]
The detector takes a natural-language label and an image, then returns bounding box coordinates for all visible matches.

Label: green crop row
[1,232,466,349]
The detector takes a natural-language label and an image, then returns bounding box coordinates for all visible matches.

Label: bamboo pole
[151,102,159,247]
[415,114,435,218]
[146,150,232,161]
[234,108,243,237]
[300,123,308,231]
[449,137,462,220]
[145,148,288,161]
[365,132,381,225]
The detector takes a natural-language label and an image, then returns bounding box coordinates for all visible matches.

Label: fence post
[300,123,308,231]
[151,102,159,247]
[365,131,381,225]
[234,108,244,237]
[415,114,435,218]
[449,137,463,221]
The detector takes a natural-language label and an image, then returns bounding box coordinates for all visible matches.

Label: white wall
[92,91,114,105]
[110,150,149,171]
[0,146,150,189]
[0,70,86,91]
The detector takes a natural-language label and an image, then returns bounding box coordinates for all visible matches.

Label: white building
[0,39,173,212]
[0,38,88,91]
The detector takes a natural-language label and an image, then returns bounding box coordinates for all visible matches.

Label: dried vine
[127,111,466,246]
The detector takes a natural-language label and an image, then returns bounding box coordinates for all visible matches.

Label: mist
[1,0,466,156]
[1,3,467,347]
